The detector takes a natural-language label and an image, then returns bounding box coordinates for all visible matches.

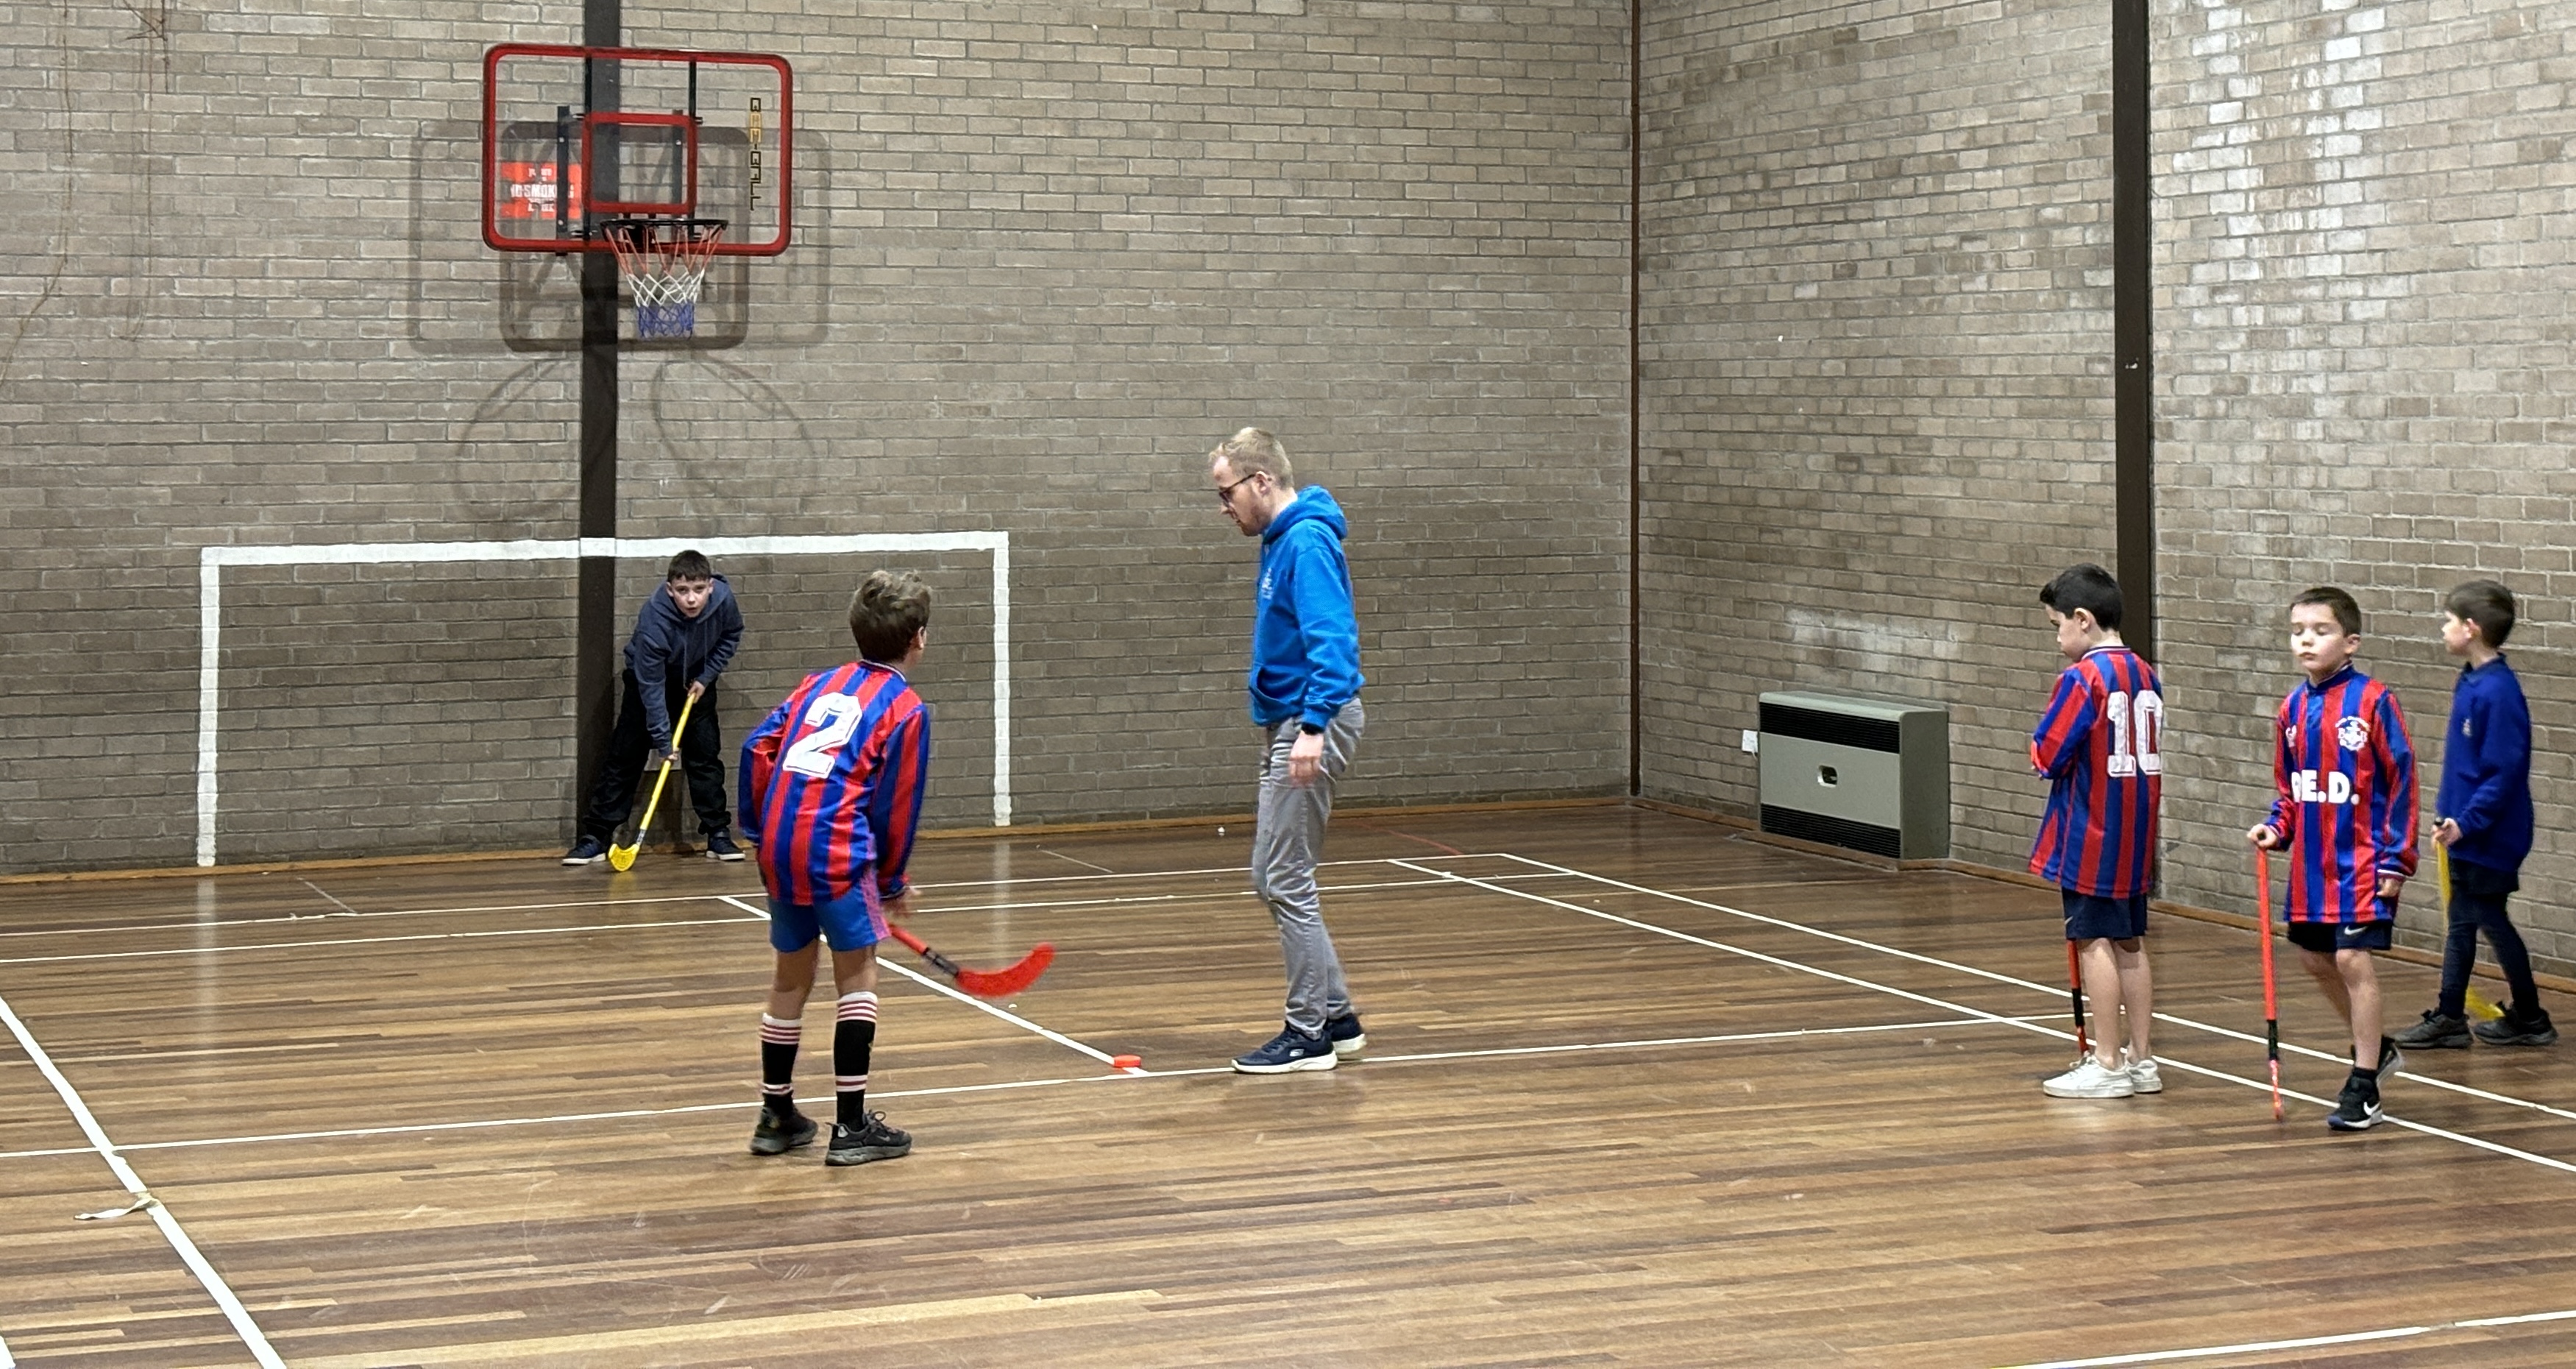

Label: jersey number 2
[2104,690,2164,778]
[781,693,863,778]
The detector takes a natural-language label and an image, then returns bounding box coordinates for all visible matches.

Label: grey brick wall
[2,0,1632,871]
[1633,0,2119,874]
[1637,0,2576,978]
[2154,0,2576,969]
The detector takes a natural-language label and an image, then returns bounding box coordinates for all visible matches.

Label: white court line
[0,874,1550,966]
[0,860,1542,947]
[0,916,763,968]
[0,991,285,1368]
[1403,859,2576,1178]
[1490,854,2576,1129]
[0,1018,2029,1161]
[1997,1306,2576,1368]
[723,894,1129,1072]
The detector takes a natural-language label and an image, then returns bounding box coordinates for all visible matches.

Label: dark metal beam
[575,0,621,818]
[2113,0,2154,661]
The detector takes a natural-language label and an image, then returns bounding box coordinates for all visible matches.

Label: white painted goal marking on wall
[196,533,1012,866]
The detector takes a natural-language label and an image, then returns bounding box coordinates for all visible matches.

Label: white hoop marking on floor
[195,531,1012,865]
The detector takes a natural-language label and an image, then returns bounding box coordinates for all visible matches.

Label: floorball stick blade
[608,694,696,874]
[956,943,1054,999]
[889,926,1055,1000]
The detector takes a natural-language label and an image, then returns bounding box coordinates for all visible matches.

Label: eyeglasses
[1214,471,1263,507]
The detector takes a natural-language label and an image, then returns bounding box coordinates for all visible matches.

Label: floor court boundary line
[2,873,1552,966]
[0,860,1541,947]
[724,894,1129,1073]
[1485,852,2576,1128]
[0,1018,2034,1161]
[1999,1304,2576,1368]
[0,988,285,1368]
[1402,860,2576,1178]
[0,915,765,967]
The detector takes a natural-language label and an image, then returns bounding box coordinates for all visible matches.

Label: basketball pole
[574,0,622,819]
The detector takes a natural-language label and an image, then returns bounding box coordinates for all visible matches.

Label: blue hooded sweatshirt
[2437,654,2534,877]
[623,573,745,748]
[1249,487,1364,729]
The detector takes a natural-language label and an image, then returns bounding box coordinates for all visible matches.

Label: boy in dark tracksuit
[2395,579,2555,1048]
[564,549,748,865]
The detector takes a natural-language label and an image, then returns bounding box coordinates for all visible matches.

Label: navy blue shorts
[2062,889,2149,941]
[2288,918,2392,953]
[767,880,888,954]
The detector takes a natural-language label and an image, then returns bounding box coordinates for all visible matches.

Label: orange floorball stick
[2257,844,2282,1120]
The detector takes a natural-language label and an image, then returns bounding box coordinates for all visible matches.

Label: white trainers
[2126,1055,2162,1094]
[2043,1057,2137,1099]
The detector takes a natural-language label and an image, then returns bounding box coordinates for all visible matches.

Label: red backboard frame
[480,43,792,256]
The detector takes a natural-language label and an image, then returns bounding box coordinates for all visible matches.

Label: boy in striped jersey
[2030,565,2164,1100]
[735,570,934,1167]
[2248,586,2419,1131]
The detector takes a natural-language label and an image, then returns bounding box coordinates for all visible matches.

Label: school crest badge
[2336,715,2371,751]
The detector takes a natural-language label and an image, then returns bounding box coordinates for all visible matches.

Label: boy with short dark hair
[734,570,934,1166]
[2029,564,2164,1099]
[564,549,748,864]
[2247,586,2419,1131]
[2394,579,2555,1050]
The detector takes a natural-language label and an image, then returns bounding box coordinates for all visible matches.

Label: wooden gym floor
[6,804,2576,1368]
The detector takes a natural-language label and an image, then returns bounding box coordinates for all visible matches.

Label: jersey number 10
[2104,690,2165,778]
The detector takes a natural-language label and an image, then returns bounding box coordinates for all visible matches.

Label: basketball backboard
[482,43,792,257]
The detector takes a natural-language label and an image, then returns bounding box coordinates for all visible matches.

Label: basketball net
[600,218,725,339]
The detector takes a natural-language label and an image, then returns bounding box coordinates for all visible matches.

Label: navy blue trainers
[1324,1012,1366,1060]
[561,835,608,866]
[703,830,745,862]
[1233,1024,1338,1074]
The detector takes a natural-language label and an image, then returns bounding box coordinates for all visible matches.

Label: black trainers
[1232,1024,1337,1074]
[2371,1037,2404,1078]
[703,830,746,862]
[2393,1010,2472,1050]
[2473,1006,2559,1047]
[1324,1012,1367,1060]
[748,1108,817,1156]
[2327,1070,2383,1131]
[826,1112,912,1167]
[561,835,608,866]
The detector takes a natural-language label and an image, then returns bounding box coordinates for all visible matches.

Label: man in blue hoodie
[2394,579,2554,1047]
[1210,428,1369,1073]
[564,549,750,866]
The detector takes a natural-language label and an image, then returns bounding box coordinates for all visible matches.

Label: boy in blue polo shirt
[2393,579,2555,1050]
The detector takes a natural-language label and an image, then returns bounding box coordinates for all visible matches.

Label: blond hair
[1209,427,1294,488]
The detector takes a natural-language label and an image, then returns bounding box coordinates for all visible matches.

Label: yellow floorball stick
[2437,841,2507,1022]
[608,690,698,872]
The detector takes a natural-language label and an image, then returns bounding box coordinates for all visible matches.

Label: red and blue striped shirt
[2263,665,2418,924]
[739,660,932,907]
[2029,645,2163,898]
